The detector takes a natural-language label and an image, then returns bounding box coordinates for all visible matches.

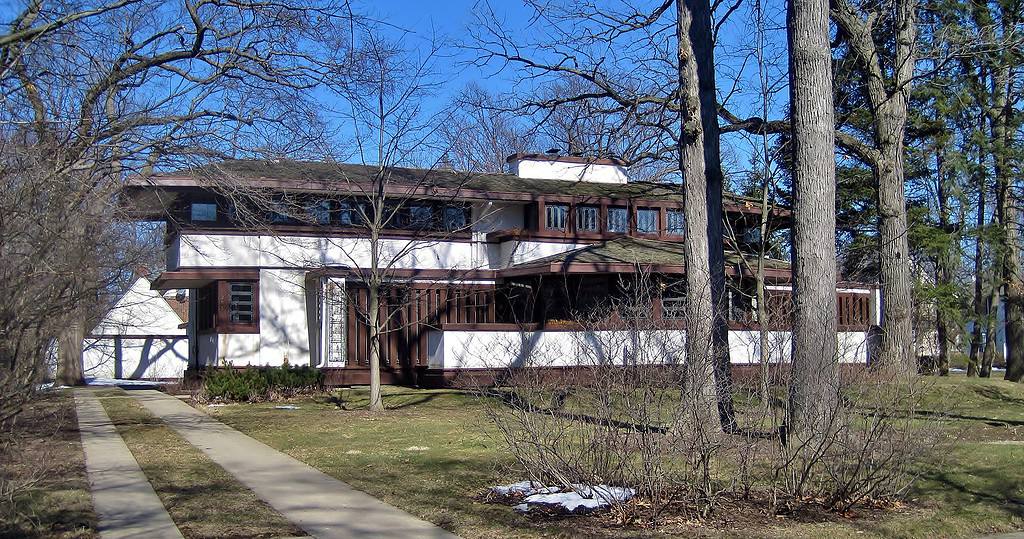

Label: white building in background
[122,153,882,385]
[83,276,190,379]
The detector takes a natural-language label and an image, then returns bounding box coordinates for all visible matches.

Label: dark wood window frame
[196,280,260,334]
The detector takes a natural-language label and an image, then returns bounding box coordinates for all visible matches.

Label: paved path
[74,389,183,539]
[130,390,458,539]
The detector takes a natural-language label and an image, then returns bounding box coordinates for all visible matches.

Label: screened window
[307,200,333,225]
[666,209,685,235]
[607,206,628,233]
[408,205,434,229]
[228,282,255,323]
[545,204,569,230]
[443,206,468,231]
[636,208,658,234]
[662,296,686,320]
[576,205,599,232]
[338,201,361,226]
[191,202,218,222]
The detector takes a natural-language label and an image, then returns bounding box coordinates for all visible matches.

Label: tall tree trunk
[935,148,952,376]
[968,112,987,377]
[685,0,737,431]
[786,0,839,437]
[367,282,384,411]
[874,103,915,375]
[676,0,723,432]
[982,281,999,378]
[56,320,86,386]
[994,69,1024,382]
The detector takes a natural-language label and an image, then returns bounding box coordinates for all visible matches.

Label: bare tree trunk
[968,112,987,377]
[684,0,737,431]
[935,148,951,376]
[832,0,917,376]
[786,0,839,436]
[982,267,1000,378]
[56,320,85,386]
[367,283,384,412]
[874,105,915,375]
[993,69,1024,383]
[676,0,723,431]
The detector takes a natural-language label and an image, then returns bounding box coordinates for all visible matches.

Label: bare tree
[785,0,839,436]
[0,0,352,396]
[470,0,737,431]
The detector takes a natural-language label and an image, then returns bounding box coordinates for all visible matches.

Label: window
[443,206,468,231]
[408,205,434,229]
[576,205,599,232]
[666,209,685,235]
[191,202,218,222]
[545,204,569,230]
[338,201,362,226]
[307,199,333,225]
[228,282,255,323]
[636,208,659,234]
[662,296,686,320]
[607,206,628,233]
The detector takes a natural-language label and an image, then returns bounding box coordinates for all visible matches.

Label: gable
[90,277,187,337]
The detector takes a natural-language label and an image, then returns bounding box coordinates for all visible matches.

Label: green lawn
[202,376,1024,538]
[99,392,305,539]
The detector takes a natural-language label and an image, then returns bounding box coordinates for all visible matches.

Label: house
[122,154,880,385]
[83,275,190,379]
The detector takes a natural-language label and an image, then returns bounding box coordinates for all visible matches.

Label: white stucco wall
[509,159,628,184]
[196,333,262,367]
[175,234,482,270]
[503,241,584,267]
[429,329,870,369]
[258,269,313,367]
[83,336,189,379]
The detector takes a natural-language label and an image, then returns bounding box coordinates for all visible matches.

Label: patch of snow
[492,481,636,514]
[86,377,168,387]
[274,405,301,410]
[345,449,363,455]
[404,446,430,451]
[207,403,230,407]
[950,368,966,373]
[490,481,560,497]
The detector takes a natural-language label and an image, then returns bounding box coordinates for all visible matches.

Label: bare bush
[477,280,944,524]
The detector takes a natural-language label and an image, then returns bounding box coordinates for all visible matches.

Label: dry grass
[0,390,97,539]
[98,390,305,539]
[203,377,1024,538]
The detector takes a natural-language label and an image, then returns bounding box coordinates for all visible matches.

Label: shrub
[203,365,323,402]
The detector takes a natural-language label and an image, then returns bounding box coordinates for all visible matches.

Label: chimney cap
[505,152,626,166]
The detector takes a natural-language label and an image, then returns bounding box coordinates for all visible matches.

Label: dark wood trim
[176,224,475,242]
[310,267,499,281]
[505,153,627,166]
[152,268,260,289]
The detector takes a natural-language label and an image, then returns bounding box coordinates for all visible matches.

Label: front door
[321,277,347,367]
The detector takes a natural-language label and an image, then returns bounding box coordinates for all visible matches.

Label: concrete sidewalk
[130,390,458,539]
[74,389,183,539]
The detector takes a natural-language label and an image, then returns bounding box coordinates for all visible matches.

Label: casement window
[338,201,364,226]
[194,281,259,334]
[636,208,659,234]
[443,206,468,231]
[607,206,628,233]
[228,282,255,323]
[307,199,334,225]
[576,205,599,232]
[545,204,569,230]
[666,209,685,235]
[190,202,218,222]
[408,204,434,230]
[662,296,686,320]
